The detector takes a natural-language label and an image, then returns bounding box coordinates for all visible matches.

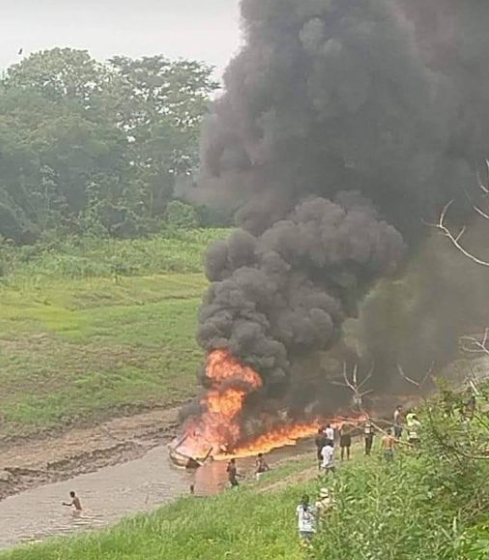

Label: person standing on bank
[324,423,335,447]
[321,440,336,475]
[393,405,404,439]
[339,422,353,461]
[364,419,375,456]
[315,428,327,469]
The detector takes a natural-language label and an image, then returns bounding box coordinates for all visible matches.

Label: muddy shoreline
[0,407,181,502]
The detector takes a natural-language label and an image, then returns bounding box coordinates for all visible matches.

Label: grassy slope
[0,230,227,439]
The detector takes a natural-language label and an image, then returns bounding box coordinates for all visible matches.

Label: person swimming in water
[63,491,82,514]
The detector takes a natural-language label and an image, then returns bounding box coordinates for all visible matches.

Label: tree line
[0,48,224,244]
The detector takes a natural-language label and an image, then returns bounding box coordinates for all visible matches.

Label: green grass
[0,230,229,439]
[0,229,227,282]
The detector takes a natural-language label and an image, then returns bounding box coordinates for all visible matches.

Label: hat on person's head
[319,488,330,498]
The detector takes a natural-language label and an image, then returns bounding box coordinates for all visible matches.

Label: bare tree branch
[429,201,489,267]
[465,169,489,220]
[461,328,489,357]
[330,362,374,416]
[397,362,435,391]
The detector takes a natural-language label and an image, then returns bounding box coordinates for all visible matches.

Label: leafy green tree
[0,48,218,242]
[3,48,110,111]
[108,56,219,220]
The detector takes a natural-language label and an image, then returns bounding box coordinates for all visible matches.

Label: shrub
[165,201,199,230]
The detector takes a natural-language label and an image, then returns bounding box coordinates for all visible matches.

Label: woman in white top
[296,495,317,540]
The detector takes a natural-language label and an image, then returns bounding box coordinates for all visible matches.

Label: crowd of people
[176,403,432,547]
[300,406,425,542]
[314,405,424,471]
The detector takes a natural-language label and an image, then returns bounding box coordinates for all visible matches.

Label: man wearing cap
[315,487,335,517]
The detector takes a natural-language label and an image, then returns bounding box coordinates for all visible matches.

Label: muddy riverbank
[0,407,181,502]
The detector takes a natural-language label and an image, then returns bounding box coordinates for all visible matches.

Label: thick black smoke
[199,194,404,390]
[193,0,489,408]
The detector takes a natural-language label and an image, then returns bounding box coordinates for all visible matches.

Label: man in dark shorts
[393,405,404,439]
[381,429,396,461]
[227,458,240,488]
[315,428,327,469]
[364,419,375,456]
[339,422,352,461]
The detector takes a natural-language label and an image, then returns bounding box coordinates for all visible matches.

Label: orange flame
[215,421,323,459]
[176,350,366,461]
[178,350,263,458]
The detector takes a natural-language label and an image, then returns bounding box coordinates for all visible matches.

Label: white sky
[0,0,242,79]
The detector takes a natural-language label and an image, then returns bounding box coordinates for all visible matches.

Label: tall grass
[0,229,228,284]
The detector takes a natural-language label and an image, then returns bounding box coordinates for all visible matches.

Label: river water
[0,440,314,550]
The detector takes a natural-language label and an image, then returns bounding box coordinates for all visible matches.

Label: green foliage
[311,389,489,560]
[165,200,199,230]
[458,522,489,559]
[0,48,219,243]
[312,457,462,560]
[0,228,226,281]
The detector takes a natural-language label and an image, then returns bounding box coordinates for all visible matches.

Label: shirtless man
[63,491,82,513]
[255,453,270,481]
[227,459,241,488]
[381,429,396,461]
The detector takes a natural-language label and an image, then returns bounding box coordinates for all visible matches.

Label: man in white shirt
[296,495,317,541]
[321,441,336,474]
[323,423,335,446]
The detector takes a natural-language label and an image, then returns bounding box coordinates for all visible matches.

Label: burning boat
[170,350,367,464]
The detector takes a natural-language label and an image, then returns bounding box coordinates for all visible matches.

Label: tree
[3,48,110,111]
[0,49,219,242]
[108,56,219,220]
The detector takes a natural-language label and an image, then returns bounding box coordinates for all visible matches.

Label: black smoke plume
[190,0,489,416]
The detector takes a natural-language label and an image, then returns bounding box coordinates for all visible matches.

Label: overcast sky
[0,0,242,78]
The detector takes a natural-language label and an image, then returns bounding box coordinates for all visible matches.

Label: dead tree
[431,164,489,267]
[330,362,373,418]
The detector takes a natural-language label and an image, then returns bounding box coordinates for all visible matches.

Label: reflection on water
[0,440,314,550]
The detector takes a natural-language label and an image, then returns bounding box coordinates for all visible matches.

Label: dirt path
[0,407,180,501]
